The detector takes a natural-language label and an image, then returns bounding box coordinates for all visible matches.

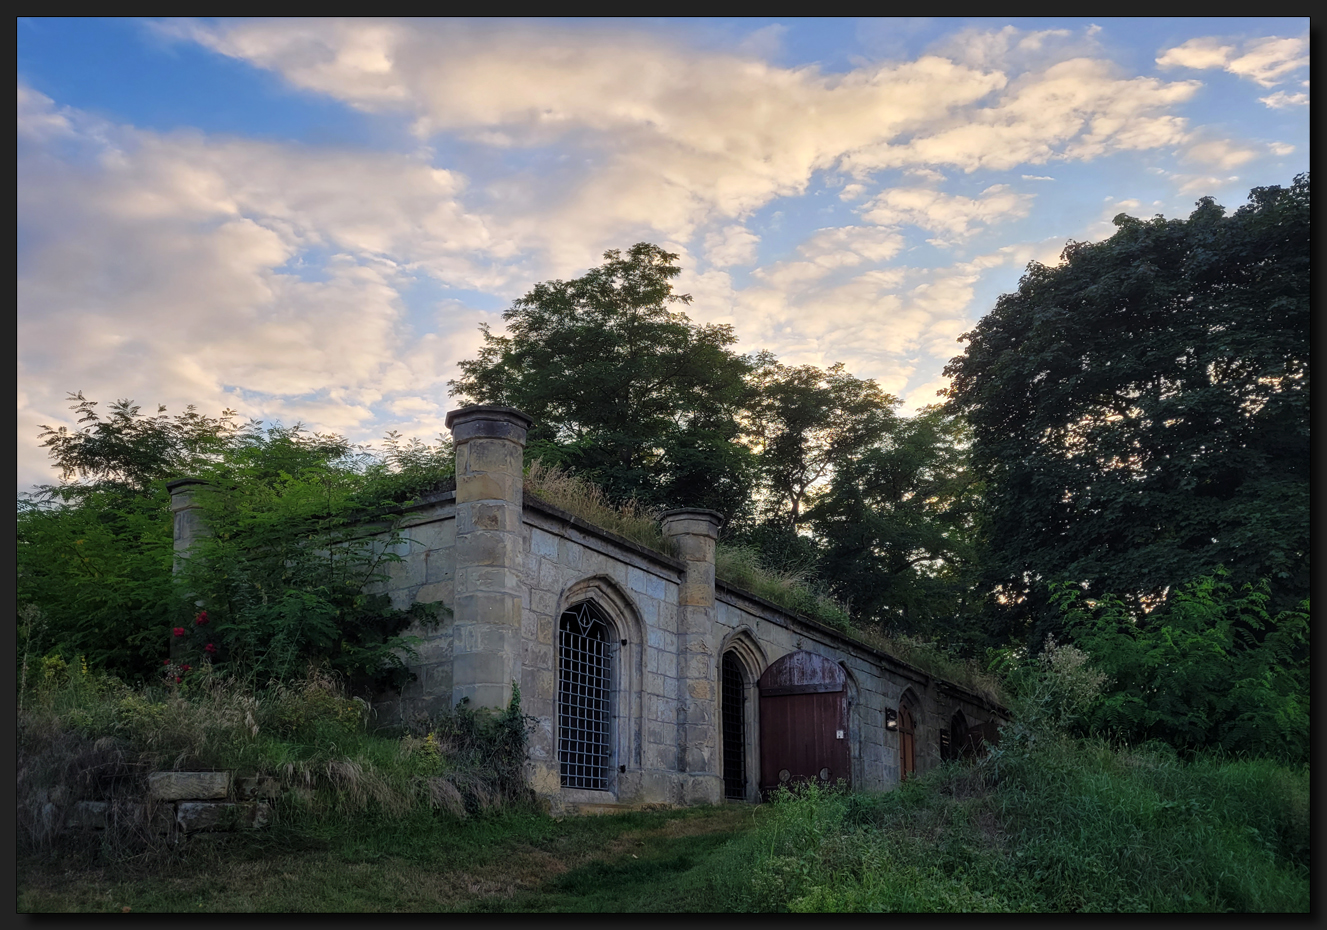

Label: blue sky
[17,18,1310,492]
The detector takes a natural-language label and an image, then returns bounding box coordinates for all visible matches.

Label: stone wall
[171,403,1008,814]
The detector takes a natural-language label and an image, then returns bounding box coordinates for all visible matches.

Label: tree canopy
[19,396,451,689]
[944,173,1309,639]
[450,243,756,517]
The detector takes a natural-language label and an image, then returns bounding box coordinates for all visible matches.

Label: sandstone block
[67,800,108,829]
[176,801,269,832]
[148,771,230,801]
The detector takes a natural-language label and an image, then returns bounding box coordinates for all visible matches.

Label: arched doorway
[720,652,748,801]
[757,651,850,795]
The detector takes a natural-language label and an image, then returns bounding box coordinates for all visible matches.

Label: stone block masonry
[167,404,1009,813]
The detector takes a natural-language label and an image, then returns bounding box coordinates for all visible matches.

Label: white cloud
[16,84,504,490]
[1157,34,1308,88]
[1155,37,1235,71]
[1268,142,1296,156]
[863,184,1034,239]
[1259,90,1309,109]
[703,225,760,268]
[844,57,1199,174]
[1185,137,1259,170]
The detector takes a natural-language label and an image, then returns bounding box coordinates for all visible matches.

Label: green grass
[716,739,1309,913]
[19,805,757,913]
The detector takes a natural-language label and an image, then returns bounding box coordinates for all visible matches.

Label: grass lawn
[18,804,759,913]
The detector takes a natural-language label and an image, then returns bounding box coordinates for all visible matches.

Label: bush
[1055,572,1309,763]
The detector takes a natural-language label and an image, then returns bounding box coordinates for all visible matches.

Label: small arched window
[558,601,613,790]
[721,652,748,800]
[898,700,917,781]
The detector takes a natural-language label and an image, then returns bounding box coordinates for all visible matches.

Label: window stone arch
[555,575,645,797]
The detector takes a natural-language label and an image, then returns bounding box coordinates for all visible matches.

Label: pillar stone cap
[660,508,725,536]
[445,405,534,444]
[166,478,210,493]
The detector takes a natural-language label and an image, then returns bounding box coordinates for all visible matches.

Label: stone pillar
[445,405,533,712]
[661,508,724,805]
[167,478,212,661]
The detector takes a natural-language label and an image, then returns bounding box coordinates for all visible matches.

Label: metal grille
[558,601,612,790]
[721,652,746,800]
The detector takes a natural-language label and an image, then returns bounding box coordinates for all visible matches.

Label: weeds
[18,663,539,866]
[718,727,1308,912]
[523,459,669,552]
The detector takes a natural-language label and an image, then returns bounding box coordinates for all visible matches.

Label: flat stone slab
[148,771,230,800]
[66,800,108,829]
[176,801,270,833]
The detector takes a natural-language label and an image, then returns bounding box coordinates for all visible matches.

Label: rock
[148,771,230,800]
[67,800,109,829]
[176,801,270,833]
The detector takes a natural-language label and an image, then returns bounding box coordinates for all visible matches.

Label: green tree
[19,395,451,688]
[808,405,983,638]
[943,174,1309,641]
[450,243,757,517]
[742,356,898,530]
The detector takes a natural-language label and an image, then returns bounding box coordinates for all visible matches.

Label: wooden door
[758,651,849,795]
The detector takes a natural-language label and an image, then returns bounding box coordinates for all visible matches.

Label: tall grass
[713,544,852,630]
[18,663,538,864]
[523,459,669,553]
[713,739,1309,912]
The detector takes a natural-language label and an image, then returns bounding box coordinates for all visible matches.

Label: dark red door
[758,651,849,795]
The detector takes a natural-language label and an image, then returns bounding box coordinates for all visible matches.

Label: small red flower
[175,676,182,683]
[195,611,209,626]
[181,664,191,672]
[204,643,217,654]
[173,627,185,637]
[163,659,170,666]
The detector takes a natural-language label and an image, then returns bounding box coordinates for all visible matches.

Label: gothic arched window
[558,601,613,790]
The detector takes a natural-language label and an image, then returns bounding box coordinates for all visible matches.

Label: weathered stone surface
[148,771,230,801]
[176,801,270,832]
[67,800,108,829]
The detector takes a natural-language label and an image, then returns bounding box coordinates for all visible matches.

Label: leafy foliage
[718,748,1307,912]
[451,243,757,517]
[1056,573,1308,764]
[19,395,453,690]
[176,431,443,693]
[742,356,897,529]
[944,175,1309,639]
[809,405,983,639]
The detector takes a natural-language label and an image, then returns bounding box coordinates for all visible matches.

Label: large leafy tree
[808,405,983,639]
[450,243,757,516]
[742,356,898,530]
[944,174,1309,640]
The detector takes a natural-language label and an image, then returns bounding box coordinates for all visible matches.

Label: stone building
[170,404,1006,811]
